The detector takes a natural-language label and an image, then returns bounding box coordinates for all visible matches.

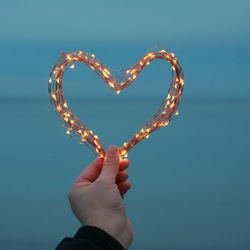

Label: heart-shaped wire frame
[48,49,184,158]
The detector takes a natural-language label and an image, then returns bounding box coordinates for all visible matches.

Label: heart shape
[48,49,184,158]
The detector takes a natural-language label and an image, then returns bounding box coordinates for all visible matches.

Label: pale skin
[68,145,133,249]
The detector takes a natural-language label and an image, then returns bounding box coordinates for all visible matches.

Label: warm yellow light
[48,49,184,158]
[103,68,111,78]
[109,82,114,88]
[170,102,175,109]
[51,93,57,101]
[180,78,184,85]
[66,55,72,61]
[56,105,62,112]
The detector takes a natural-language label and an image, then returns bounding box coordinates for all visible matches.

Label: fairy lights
[48,49,184,158]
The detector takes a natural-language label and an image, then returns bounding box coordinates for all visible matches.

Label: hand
[68,145,133,249]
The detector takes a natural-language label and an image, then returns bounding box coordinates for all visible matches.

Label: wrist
[81,221,129,249]
[100,225,129,249]
[75,225,126,250]
[79,210,130,249]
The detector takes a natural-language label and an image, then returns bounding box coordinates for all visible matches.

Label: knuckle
[104,159,115,168]
[95,177,106,186]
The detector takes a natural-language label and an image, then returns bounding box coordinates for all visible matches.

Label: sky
[0,0,249,97]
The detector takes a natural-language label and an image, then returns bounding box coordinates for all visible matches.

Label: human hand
[68,145,133,249]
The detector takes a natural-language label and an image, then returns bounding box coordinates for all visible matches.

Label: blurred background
[0,0,249,249]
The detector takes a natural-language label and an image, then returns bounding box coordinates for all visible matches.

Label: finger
[98,145,120,184]
[116,171,128,183]
[117,180,132,196]
[75,157,103,184]
[119,159,130,171]
[118,181,131,196]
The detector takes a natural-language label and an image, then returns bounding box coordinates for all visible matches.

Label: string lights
[48,49,184,158]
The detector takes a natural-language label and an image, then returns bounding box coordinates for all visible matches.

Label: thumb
[98,145,120,184]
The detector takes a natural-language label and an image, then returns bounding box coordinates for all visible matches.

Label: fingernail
[108,145,117,154]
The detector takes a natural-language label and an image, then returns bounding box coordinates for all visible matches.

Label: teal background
[0,1,250,249]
